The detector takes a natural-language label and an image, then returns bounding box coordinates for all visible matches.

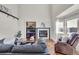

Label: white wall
[0,4,18,38]
[3,4,18,17]
[18,4,51,38]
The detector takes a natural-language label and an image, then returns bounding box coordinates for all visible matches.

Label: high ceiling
[51,4,73,19]
[52,4,73,16]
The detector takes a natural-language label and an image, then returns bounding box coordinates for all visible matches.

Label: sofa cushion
[11,45,45,53]
[68,33,79,46]
[0,44,13,53]
[38,43,47,49]
[37,38,47,49]
[3,37,16,45]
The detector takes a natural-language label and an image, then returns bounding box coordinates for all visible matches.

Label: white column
[77,19,79,32]
[63,19,67,37]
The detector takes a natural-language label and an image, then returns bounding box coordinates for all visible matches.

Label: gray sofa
[0,40,48,55]
[0,44,48,55]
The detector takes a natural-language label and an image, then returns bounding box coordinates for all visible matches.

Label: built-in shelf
[26,21,36,42]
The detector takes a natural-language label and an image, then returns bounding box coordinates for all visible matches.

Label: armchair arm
[55,42,74,55]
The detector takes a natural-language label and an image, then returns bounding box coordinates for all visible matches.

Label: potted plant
[15,31,22,45]
[16,31,22,38]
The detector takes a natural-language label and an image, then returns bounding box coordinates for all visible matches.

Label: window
[67,19,78,35]
[56,20,64,38]
[56,18,78,39]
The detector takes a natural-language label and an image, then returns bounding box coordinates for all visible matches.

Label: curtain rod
[0,10,19,20]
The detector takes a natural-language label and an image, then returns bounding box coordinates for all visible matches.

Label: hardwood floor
[47,39,56,55]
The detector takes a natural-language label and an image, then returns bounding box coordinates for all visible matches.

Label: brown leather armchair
[55,33,79,55]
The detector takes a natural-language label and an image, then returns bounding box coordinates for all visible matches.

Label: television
[39,30,48,37]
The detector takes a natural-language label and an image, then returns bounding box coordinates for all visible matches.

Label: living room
[0,4,79,55]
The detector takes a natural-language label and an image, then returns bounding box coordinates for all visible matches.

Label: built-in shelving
[26,21,36,42]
